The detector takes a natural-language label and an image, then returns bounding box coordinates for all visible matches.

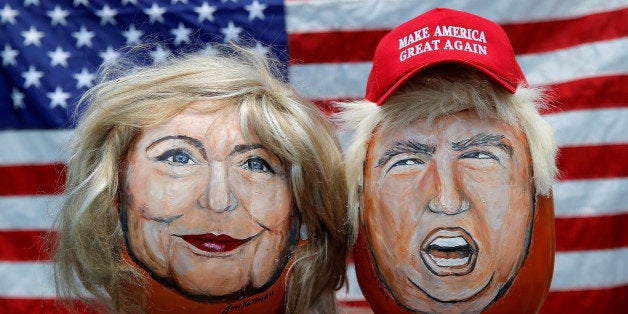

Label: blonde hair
[335,66,558,241]
[52,46,349,313]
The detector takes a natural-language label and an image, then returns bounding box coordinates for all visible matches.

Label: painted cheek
[230,171,292,230]
[140,169,206,218]
[125,210,170,277]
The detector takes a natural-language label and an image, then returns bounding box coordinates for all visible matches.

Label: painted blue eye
[243,157,274,173]
[157,149,195,165]
[460,150,498,161]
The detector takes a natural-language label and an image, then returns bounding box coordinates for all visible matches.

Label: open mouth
[420,227,478,276]
[181,233,254,253]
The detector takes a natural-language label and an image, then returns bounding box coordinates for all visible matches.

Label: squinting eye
[391,158,423,168]
[243,157,275,174]
[157,149,195,165]
[460,150,498,161]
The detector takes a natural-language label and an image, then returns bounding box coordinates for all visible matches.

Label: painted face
[119,101,298,300]
[363,110,534,312]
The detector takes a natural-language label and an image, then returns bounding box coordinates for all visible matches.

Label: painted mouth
[420,227,478,276]
[181,233,253,253]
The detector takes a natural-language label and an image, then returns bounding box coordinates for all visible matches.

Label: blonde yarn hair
[52,45,349,314]
[335,65,558,241]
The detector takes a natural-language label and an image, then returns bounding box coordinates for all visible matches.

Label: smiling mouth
[181,233,254,253]
[420,227,478,276]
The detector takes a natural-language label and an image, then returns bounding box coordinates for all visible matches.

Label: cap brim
[375,59,519,105]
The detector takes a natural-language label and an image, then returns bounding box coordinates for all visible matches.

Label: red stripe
[542,75,628,114]
[503,8,628,55]
[0,298,95,314]
[555,214,628,251]
[0,230,54,261]
[540,285,628,314]
[312,97,361,115]
[338,300,371,308]
[557,145,628,180]
[0,164,66,196]
[312,76,628,115]
[288,9,627,64]
[289,29,388,64]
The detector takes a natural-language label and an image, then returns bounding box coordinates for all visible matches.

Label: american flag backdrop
[1,0,626,313]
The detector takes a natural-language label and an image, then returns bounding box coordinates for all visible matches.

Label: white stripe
[518,37,628,86]
[338,248,628,301]
[0,196,63,230]
[289,39,628,100]
[0,262,56,298]
[0,178,624,229]
[336,263,365,301]
[544,108,628,147]
[550,248,628,290]
[0,130,72,165]
[286,0,628,32]
[554,178,628,218]
[290,62,371,99]
[2,250,626,299]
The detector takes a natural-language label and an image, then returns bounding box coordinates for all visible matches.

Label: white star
[253,42,269,57]
[99,46,120,64]
[171,0,188,4]
[23,0,40,7]
[47,5,70,26]
[11,88,25,109]
[0,4,19,24]
[171,23,192,45]
[122,25,144,45]
[144,4,166,24]
[121,0,138,5]
[96,4,117,25]
[194,2,216,22]
[73,0,89,7]
[244,0,266,21]
[21,26,45,47]
[150,46,171,64]
[72,26,95,48]
[200,43,218,56]
[48,46,71,67]
[22,65,44,88]
[1,44,19,67]
[73,68,96,89]
[47,86,71,109]
[221,21,242,42]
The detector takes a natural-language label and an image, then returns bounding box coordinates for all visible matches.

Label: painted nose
[197,164,238,212]
[427,159,470,215]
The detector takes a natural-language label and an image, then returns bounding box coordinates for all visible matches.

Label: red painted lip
[181,233,253,253]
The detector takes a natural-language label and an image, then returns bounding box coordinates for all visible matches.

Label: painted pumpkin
[354,194,555,313]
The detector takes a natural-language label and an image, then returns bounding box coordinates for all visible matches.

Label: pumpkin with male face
[354,194,555,313]
[353,110,555,313]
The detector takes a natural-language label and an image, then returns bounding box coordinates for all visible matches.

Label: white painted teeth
[432,257,470,267]
[430,236,467,247]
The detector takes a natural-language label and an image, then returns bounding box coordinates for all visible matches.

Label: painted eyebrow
[228,143,265,157]
[451,133,514,156]
[376,140,436,167]
[146,135,207,159]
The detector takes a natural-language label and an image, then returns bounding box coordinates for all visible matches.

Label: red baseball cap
[366,8,527,105]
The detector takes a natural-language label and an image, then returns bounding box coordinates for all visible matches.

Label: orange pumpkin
[353,194,555,313]
[123,248,290,314]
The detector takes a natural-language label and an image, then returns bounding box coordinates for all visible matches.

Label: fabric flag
[1,0,626,313]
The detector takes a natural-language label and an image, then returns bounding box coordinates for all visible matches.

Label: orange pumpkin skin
[353,194,555,313]
[123,249,289,314]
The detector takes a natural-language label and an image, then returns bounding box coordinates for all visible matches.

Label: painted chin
[420,227,478,276]
[179,231,261,256]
